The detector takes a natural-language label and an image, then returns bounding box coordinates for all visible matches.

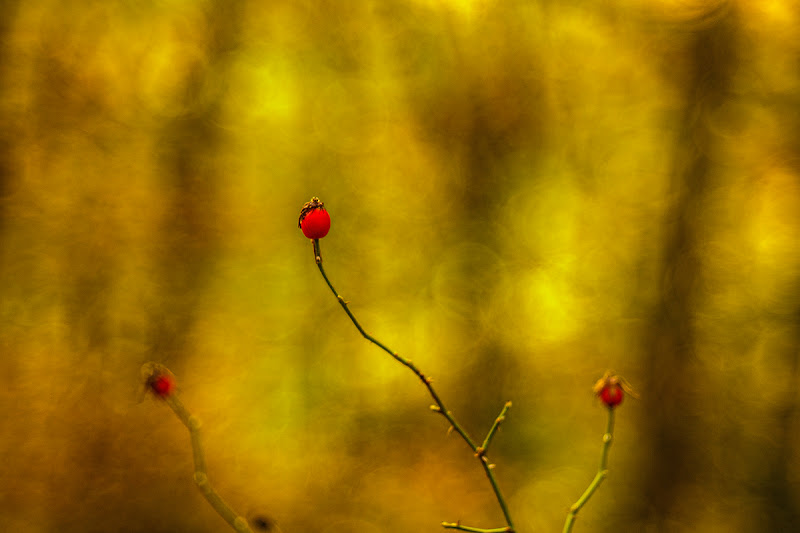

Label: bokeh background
[1,0,799,532]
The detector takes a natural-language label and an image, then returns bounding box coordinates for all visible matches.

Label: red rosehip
[598,384,624,407]
[150,374,176,398]
[301,209,330,239]
[593,371,637,409]
[298,197,330,239]
[142,362,177,399]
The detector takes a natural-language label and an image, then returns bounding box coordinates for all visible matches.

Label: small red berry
[298,197,330,239]
[142,362,177,399]
[593,371,637,409]
[150,374,176,398]
[599,384,624,407]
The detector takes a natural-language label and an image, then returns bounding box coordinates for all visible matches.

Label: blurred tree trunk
[0,0,22,343]
[148,0,244,365]
[0,0,20,219]
[419,3,547,431]
[629,4,740,530]
[761,19,800,526]
[764,323,800,529]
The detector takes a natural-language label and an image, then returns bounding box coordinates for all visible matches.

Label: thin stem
[312,239,514,532]
[481,402,512,455]
[562,407,616,533]
[442,523,513,533]
[165,395,254,533]
[478,460,515,533]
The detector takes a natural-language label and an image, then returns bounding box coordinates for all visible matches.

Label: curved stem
[563,407,616,533]
[312,239,514,532]
[165,394,254,533]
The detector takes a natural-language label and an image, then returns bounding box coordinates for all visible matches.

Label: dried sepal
[298,197,330,239]
[593,370,638,408]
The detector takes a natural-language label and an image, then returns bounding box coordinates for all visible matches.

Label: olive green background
[1,1,798,532]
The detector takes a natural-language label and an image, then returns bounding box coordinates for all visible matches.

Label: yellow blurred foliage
[0,1,798,532]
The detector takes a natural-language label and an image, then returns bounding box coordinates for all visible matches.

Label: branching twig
[310,238,514,532]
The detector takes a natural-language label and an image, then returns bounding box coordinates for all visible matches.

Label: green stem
[165,395,254,533]
[562,407,616,533]
[312,239,514,532]
[481,402,512,454]
[442,523,513,533]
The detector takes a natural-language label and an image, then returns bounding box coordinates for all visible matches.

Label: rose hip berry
[599,384,624,407]
[142,362,176,399]
[150,374,176,398]
[298,197,330,239]
[593,371,636,408]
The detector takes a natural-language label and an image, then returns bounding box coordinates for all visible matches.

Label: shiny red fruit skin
[599,385,624,407]
[301,209,330,239]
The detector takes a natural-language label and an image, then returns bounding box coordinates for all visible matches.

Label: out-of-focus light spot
[223,52,299,128]
[521,266,581,344]
[138,39,208,117]
[412,0,490,20]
